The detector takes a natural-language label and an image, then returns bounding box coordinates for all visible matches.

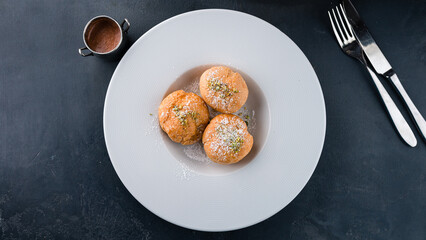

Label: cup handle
[78,47,93,57]
[121,18,130,33]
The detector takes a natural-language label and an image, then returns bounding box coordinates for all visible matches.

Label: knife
[343,0,426,142]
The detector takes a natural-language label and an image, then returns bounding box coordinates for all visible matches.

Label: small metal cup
[78,15,130,60]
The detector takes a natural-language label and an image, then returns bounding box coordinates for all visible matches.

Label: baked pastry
[202,114,253,164]
[199,66,248,113]
[159,90,209,145]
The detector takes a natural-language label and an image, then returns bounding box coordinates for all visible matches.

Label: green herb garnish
[207,78,239,98]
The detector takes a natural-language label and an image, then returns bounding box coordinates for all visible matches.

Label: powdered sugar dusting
[249,110,256,133]
[145,115,162,150]
[145,115,159,135]
[176,160,192,180]
[206,116,247,162]
[205,69,231,110]
[183,142,211,163]
[235,106,256,134]
[183,79,201,95]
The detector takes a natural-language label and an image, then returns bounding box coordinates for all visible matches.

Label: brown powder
[85,18,121,53]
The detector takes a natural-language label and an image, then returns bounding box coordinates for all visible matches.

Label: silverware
[343,0,426,141]
[328,4,417,147]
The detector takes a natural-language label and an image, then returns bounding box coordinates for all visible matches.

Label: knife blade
[343,0,426,141]
[343,0,392,75]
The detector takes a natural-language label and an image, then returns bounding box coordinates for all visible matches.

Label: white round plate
[104,9,326,231]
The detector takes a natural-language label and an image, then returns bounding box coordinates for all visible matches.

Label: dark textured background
[1,0,425,239]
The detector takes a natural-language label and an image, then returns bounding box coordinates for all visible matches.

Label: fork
[328,4,417,147]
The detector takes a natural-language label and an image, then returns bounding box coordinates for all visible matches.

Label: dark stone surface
[0,0,425,239]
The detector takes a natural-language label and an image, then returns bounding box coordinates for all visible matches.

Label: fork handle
[365,67,417,147]
[386,73,426,141]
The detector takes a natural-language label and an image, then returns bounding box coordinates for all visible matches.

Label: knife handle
[365,67,417,147]
[387,73,426,141]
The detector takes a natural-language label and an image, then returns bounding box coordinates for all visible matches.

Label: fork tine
[328,11,343,47]
[332,8,346,43]
[336,5,350,40]
[340,4,355,39]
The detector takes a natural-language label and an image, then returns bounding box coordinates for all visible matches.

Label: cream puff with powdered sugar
[202,114,253,164]
[200,66,248,113]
